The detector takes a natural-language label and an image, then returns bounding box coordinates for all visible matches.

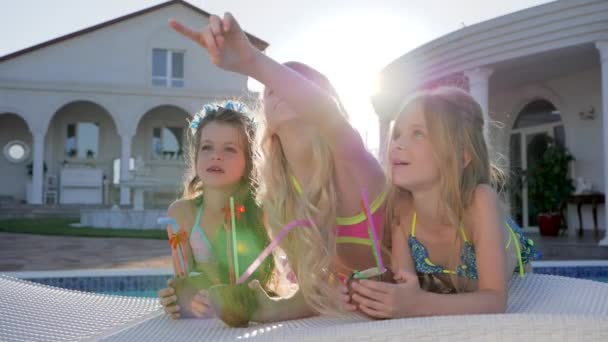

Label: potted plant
[526,138,575,236]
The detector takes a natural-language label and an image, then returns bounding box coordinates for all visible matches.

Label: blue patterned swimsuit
[408,214,540,280]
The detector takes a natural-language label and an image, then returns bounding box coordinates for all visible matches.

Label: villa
[2,0,608,245]
[0,0,267,211]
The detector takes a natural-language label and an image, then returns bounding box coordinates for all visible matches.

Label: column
[378,117,391,165]
[29,130,45,205]
[464,67,494,142]
[119,132,133,206]
[596,41,608,246]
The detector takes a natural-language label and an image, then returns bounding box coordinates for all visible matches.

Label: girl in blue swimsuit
[341,87,540,318]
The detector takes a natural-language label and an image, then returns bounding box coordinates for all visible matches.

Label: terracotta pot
[538,213,561,236]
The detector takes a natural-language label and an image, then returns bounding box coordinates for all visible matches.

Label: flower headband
[189,101,250,134]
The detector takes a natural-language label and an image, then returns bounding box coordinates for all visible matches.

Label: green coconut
[207,283,259,327]
[172,275,212,318]
[346,267,395,308]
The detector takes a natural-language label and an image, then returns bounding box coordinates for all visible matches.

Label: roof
[0,0,269,63]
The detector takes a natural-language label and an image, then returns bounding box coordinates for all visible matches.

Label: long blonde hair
[385,87,504,291]
[254,62,345,315]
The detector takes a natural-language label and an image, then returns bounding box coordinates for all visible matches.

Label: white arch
[0,106,33,134]
[132,102,193,132]
[44,96,120,134]
[505,85,566,131]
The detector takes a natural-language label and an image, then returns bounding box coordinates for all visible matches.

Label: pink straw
[361,188,385,272]
[237,219,312,284]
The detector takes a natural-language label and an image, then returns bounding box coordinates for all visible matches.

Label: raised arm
[169,13,366,157]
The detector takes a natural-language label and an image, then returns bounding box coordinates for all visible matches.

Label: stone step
[0,204,110,219]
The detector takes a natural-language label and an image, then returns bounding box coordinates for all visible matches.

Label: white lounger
[1,274,607,341]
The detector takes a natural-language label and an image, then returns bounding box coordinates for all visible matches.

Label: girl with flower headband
[170,13,387,318]
[158,101,281,320]
[340,87,540,318]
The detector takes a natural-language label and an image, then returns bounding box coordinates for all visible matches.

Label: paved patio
[531,231,608,260]
[0,231,606,272]
[0,233,171,271]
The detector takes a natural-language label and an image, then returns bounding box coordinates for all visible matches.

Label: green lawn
[0,218,167,239]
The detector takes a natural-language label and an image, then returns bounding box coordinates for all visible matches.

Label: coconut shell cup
[346,267,394,308]
[207,283,259,327]
[172,273,218,318]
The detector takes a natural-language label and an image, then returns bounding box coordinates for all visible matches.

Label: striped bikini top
[291,176,386,246]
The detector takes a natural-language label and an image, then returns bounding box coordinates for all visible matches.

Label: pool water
[591,276,608,283]
[99,274,608,298]
[22,265,608,298]
[101,290,159,298]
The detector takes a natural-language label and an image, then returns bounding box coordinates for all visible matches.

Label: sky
[0,0,553,150]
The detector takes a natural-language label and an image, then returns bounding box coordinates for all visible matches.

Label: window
[65,122,99,159]
[152,126,185,160]
[152,49,184,87]
[3,140,29,163]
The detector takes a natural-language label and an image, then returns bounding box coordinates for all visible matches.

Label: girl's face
[196,121,247,189]
[389,106,441,191]
[263,86,298,130]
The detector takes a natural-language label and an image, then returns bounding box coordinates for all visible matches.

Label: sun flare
[250,8,429,155]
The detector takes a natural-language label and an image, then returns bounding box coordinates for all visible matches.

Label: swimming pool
[100,290,160,297]
[532,260,608,281]
[5,269,172,298]
[5,261,608,298]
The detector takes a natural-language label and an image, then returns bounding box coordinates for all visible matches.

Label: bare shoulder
[467,184,502,240]
[471,184,499,210]
[167,199,197,231]
[167,198,194,216]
